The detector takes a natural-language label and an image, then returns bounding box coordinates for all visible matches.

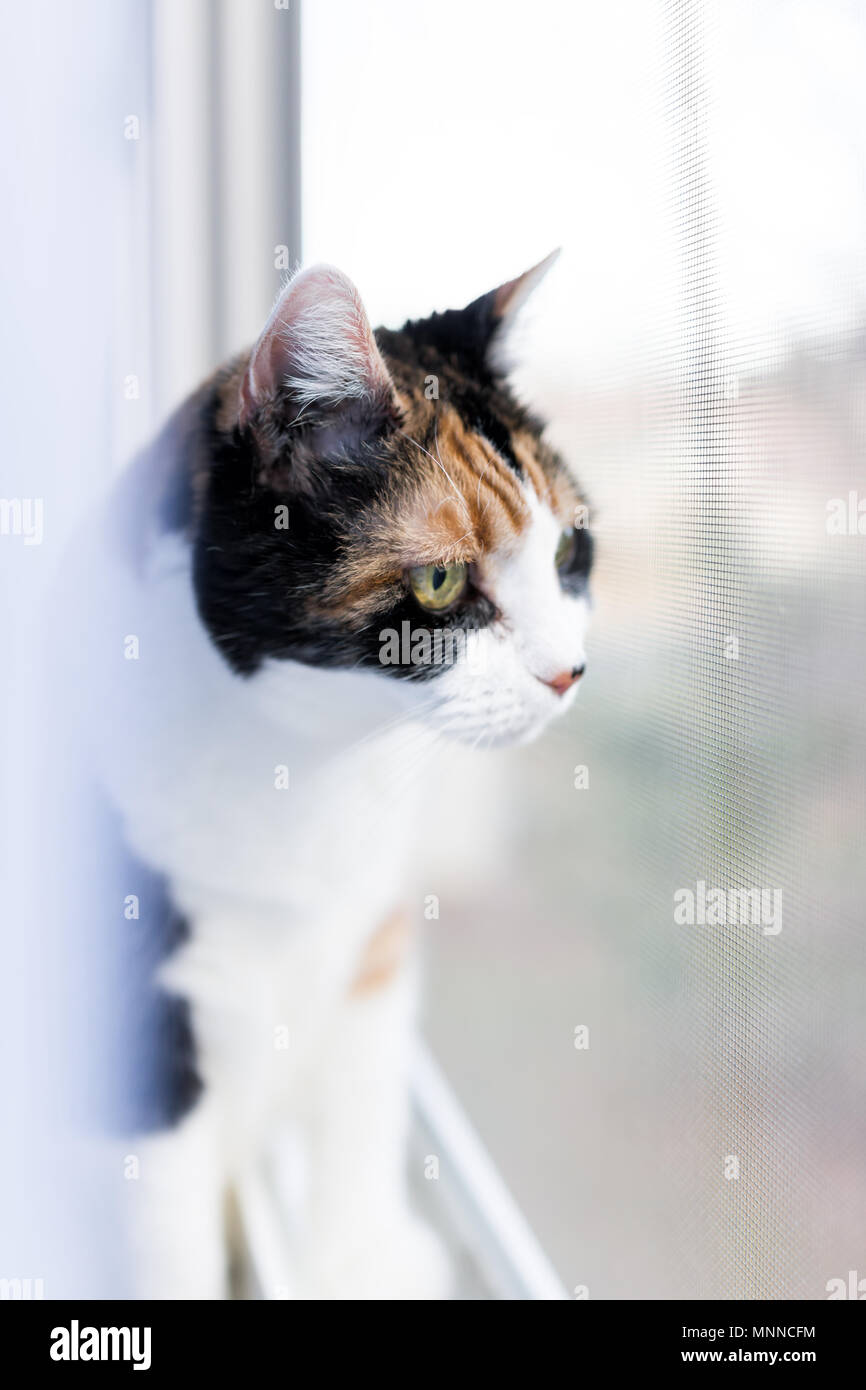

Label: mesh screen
[423,0,866,1298]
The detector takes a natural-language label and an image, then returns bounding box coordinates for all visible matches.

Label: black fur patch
[90,787,203,1133]
[192,412,501,679]
[559,525,594,596]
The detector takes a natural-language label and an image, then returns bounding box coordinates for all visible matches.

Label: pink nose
[543,665,586,696]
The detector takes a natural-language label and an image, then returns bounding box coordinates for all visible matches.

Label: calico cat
[90,254,592,1299]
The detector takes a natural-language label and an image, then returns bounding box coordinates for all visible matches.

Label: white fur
[87,473,588,1299]
[398,489,590,747]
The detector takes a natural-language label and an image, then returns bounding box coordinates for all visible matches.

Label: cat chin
[426,700,573,750]
[492,718,558,749]
[413,663,580,749]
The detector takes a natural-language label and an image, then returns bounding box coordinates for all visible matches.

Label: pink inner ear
[239,264,395,428]
[491,248,561,322]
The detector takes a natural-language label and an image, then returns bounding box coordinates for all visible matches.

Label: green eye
[408,562,468,612]
[555,529,576,570]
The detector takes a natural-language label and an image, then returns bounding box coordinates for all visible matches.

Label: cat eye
[408,562,468,612]
[555,529,577,570]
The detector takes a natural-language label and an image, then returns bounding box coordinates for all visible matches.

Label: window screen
[304,0,866,1297]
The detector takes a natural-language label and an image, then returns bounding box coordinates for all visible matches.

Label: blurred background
[1,0,865,1298]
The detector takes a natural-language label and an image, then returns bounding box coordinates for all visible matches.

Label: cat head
[191,257,592,747]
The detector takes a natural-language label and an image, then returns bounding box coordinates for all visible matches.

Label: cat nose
[541,665,586,696]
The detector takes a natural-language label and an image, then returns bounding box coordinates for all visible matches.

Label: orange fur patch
[318,403,542,625]
[350,907,411,997]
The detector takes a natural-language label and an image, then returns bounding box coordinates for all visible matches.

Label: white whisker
[396,426,471,522]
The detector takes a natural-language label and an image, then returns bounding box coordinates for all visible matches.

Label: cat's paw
[299,1214,452,1301]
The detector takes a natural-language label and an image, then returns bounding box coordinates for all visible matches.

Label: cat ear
[463,249,561,371]
[239,264,397,434]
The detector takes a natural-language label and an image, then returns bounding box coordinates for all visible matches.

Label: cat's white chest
[96,538,421,907]
[87,537,433,1084]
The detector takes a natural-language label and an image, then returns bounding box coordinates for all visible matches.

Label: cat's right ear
[238,265,398,440]
[464,249,561,374]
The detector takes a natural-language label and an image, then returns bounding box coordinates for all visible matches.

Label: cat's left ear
[464,249,561,372]
[239,264,398,438]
